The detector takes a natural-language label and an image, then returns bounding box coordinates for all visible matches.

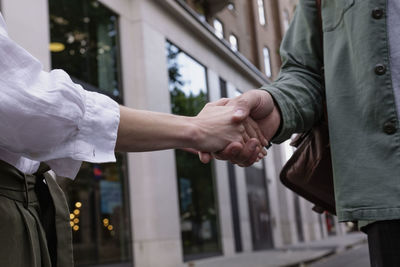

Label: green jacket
[264,0,400,222]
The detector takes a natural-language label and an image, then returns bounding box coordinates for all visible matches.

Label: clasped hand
[190,90,281,167]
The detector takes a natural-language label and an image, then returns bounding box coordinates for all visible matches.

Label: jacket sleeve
[262,0,324,143]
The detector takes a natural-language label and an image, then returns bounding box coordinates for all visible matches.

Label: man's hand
[188,98,263,154]
[199,90,281,166]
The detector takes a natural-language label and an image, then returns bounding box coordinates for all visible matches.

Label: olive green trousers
[0,160,73,267]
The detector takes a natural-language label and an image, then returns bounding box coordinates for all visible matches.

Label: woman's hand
[190,98,268,165]
[188,98,251,151]
[198,90,280,166]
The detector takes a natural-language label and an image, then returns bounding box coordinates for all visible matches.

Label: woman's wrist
[183,116,205,151]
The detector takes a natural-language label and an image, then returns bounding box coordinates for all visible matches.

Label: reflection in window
[283,10,290,32]
[263,47,272,78]
[166,41,222,260]
[257,0,266,26]
[49,1,131,266]
[49,0,122,103]
[213,19,224,39]
[227,2,235,11]
[229,34,239,52]
[57,155,131,266]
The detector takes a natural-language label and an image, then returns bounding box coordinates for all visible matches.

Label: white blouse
[0,13,120,179]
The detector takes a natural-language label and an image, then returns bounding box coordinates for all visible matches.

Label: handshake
[189,89,281,167]
[116,89,281,167]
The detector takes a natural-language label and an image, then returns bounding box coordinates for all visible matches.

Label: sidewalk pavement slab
[186,233,367,267]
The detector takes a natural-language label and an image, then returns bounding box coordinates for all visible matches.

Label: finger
[258,149,267,160]
[213,142,243,161]
[207,98,230,107]
[243,119,257,140]
[229,93,257,123]
[260,147,267,157]
[242,131,250,143]
[231,138,260,165]
[241,145,261,167]
[242,120,267,159]
[252,120,269,147]
[198,151,213,163]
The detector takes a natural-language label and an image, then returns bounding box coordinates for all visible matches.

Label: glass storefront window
[49,1,132,266]
[166,41,222,260]
[57,154,131,265]
[49,0,122,103]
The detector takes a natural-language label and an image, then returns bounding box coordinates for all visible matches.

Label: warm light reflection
[49,42,65,52]
[107,225,113,231]
[70,221,74,227]
[73,218,80,224]
[73,225,80,231]
[103,218,109,226]
[70,213,75,220]
[75,202,82,208]
[73,209,80,215]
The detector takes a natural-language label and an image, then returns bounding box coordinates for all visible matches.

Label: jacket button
[375,64,387,75]
[372,8,384,19]
[383,121,397,135]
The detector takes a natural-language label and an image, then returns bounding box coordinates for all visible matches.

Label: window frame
[165,40,223,261]
[263,46,272,78]
[213,18,224,39]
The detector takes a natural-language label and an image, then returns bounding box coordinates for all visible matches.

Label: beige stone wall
[189,0,299,81]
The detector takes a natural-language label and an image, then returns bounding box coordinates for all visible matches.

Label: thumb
[230,95,253,123]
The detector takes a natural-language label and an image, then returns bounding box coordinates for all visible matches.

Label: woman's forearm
[115,102,248,153]
[115,106,197,152]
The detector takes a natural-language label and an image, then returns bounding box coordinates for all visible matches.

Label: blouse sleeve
[0,14,120,178]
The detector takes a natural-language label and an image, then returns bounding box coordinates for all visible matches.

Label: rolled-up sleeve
[0,15,120,178]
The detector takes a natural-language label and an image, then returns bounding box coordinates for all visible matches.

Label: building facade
[0,0,348,266]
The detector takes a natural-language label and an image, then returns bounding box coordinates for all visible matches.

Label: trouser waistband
[0,159,74,267]
[0,160,39,205]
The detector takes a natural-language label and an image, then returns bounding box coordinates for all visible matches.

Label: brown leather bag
[279,0,336,215]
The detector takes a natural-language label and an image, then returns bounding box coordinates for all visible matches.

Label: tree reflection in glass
[166,41,222,260]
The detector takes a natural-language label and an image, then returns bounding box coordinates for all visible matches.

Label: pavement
[187,232,367,267]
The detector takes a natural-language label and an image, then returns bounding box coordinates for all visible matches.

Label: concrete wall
[1,0,51,70]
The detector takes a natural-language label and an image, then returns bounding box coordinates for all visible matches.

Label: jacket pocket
[322,0,355,32]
